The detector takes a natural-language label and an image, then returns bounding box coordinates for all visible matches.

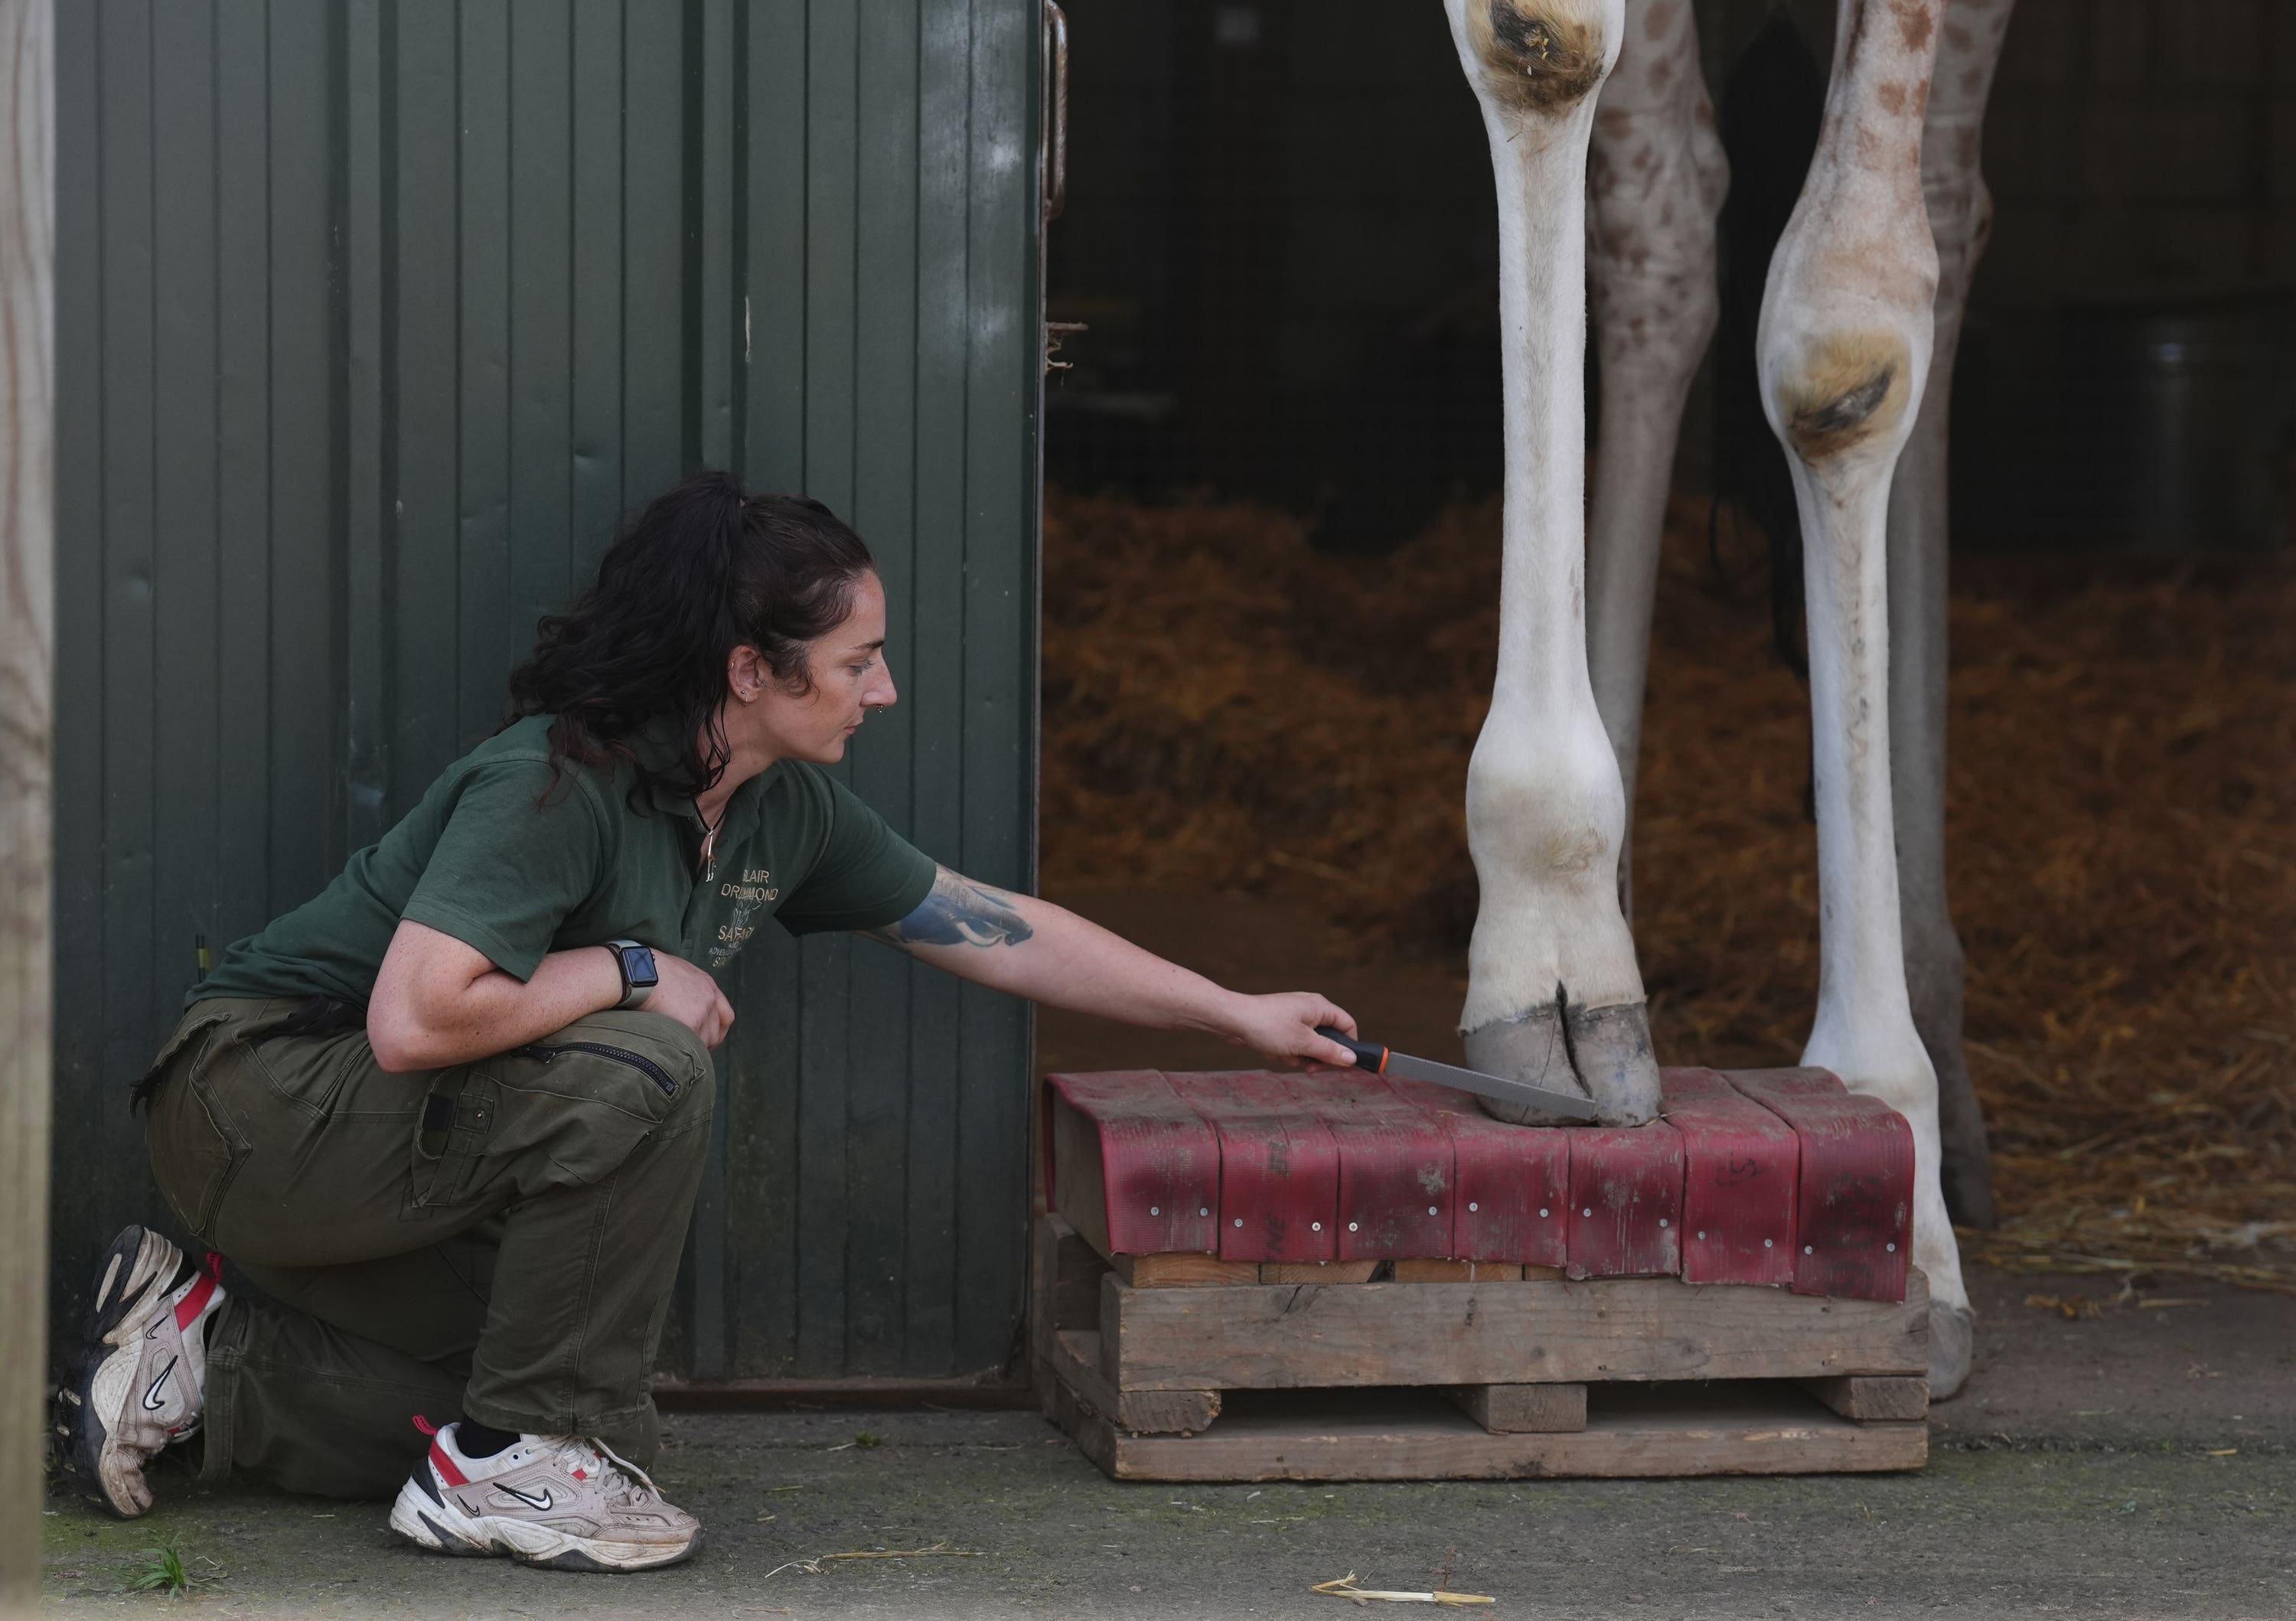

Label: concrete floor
[40,1265,2296,1620]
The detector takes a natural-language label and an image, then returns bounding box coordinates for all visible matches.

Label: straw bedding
[1039,491,2296,1290]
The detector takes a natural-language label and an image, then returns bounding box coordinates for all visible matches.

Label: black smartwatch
[603,940,659,1009]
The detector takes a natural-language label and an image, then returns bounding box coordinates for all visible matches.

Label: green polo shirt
[192,715,938,1006]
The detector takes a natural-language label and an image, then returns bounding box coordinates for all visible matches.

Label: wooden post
[0,0,54,1607]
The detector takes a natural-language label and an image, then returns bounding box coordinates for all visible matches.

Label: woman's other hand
[649,952,737,1049]
[370,921,738,1071]
[1215,992,1361,1070]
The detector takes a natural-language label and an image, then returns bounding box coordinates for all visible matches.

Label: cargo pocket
[482,1039,686,1188]
[407,1071,498,1212]
[148,1063,250,1241]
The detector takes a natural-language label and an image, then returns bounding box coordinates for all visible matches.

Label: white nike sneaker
[389,1419,703,1573]
[56,1225,227,1517]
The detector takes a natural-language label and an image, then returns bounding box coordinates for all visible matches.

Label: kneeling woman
[68,473,1357,1572]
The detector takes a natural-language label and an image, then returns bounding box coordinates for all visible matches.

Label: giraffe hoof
[1928,1303,1975,1401]
[1463,997,1659,1127]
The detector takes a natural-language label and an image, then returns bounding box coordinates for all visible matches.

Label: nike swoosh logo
[142,1357,178,1411]
[497,1484,554,1512]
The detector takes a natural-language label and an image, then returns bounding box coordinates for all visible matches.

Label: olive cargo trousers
[142,997,715,1499]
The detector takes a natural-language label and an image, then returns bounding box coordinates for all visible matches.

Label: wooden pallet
[1033,1214,1929,1482]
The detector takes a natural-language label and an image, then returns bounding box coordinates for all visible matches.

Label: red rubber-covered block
[1728,1068,1913,1302]
[1168,1071,1340,1262]
[1042,1071,1221,1257]
[1662,1067,1799,1287]
[1564,1120,1685,1278]
[1393,1081,1571,1266]
[1303,1074,1455,1260]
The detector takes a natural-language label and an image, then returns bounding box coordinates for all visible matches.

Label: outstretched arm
[865,866,1359,1069]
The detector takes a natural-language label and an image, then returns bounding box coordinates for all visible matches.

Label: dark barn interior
[1045,0,2294,552]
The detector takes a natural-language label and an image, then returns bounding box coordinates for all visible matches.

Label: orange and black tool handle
[1316,1026,1390,1073]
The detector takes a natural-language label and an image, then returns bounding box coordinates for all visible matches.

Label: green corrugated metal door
[51,1,1043,1382]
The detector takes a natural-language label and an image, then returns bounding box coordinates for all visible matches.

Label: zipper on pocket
[512,1041,680,1098]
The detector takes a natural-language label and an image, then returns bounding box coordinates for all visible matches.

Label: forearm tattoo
[869,867,1035,950]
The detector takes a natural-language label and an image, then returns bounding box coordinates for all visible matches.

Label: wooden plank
[1261,1260,1381,1284]
[46,0,101,1377]
[1313,1074,1453,1261]
[1168,1071,1339,1263]
[1393,1260,1524,1283]
[267,2,340,902]
[455,0,512,744]
[148,0,220,1037]
[505,0,575,634]
[843,0,921,1378]
[568,0,624,569]
[950,0,1040,1379]
[1730,1068,1913,1301]
[895,0,967,1379]
[210,1,269,921]
[1042,1352,1121,1476]
[677,0,738,1372]
[341,2,387,853]
[1801,1375,1929,1423]
[1565,1120,1685,1278]
[618,0,682,497]
[1446,1383,1587,1433]
[1033,1215,1108,1358]
[1045,1073,1220,1257]
[1116,1253,1262,1288]
[390,1,461,789]
[794,931,855,1373]
[1662,1068,1799,1287]
[1102,1269,1930,1392]
[1397,1082,1570,1267]
[1042,1221,1221,1424]
[93,0,158,1241]
[1059,1385,1926,1483]
[1049,1331,1221,1436]
[1,0,54,1596]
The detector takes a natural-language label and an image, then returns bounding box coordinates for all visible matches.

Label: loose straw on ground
[1313,1572,1496,1606]
[761,1541,981,1580]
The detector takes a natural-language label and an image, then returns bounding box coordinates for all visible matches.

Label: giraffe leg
[1757,0,1972,1394]
[1890,0,2016,1233]
[1444,0,1661,1127]
[1585,0,1727,922]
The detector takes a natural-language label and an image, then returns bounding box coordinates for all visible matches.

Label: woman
[63,473,1357,1573]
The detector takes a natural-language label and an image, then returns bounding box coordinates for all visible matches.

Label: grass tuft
[119,1535,191,1597]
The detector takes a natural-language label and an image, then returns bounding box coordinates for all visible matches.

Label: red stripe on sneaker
[172,1271,217,1332]
[428,1438,468,1489]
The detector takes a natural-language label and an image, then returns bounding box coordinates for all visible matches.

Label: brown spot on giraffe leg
[1466,0,1607,116]
[1775,330,1913,462]
[1893,0,1938,54]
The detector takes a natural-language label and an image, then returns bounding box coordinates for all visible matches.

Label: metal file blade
[1316,1026,1602,1122]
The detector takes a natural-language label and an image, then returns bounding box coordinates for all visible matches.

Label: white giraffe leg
[1445,0,1660,1126]
[1759,0,1970,1391]
[1890,0,2016,1233]
[1584,0,1726,920]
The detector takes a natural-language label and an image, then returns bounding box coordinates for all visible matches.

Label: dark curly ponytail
[504,470,877,804]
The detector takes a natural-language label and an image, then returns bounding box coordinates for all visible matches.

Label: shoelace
[555,1436,667,1508]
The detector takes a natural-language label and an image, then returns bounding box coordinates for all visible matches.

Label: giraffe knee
[1770,330,1913,463]
[1466,0,1609,115]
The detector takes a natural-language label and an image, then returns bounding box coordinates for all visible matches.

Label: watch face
[625,946,660,987]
